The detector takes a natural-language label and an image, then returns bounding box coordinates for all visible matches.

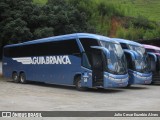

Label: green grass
[32,0,160,22]
[132,0,160,21]
[33,0,160,22]
[33,0,47,5]
[94,0,160,22]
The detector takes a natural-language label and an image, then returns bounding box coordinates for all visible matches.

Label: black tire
[126,84,131,88]
[75,76,87,91]
[19,73,27,84]
[150,81,154,85]
[12,72,19,83]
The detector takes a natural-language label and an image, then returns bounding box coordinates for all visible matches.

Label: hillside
[33,0,160,22]
[32,0,160,40]
[94,0,160,22]
[129,0,160,22]
[0,0,160,58]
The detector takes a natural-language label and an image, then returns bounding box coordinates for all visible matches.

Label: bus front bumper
[128,71,152,85]
[103,73,128,88]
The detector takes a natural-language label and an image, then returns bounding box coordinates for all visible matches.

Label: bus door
[147,53,157,72]
[90,49,104,86]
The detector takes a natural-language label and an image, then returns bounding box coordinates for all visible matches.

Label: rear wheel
[12,72,19,83]
[19,73,27,84]
[75,76,87,91]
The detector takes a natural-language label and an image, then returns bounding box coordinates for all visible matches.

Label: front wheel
[75,76,87,91]
[19,73,27,84]
[126,84,131,87]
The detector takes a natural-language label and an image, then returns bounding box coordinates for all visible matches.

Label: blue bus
[3,33,128,90]
[112,38,156,86]
[143,44,160,84]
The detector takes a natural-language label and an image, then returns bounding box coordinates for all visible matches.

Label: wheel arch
[19,71,27,79]
[73,73,82,85]
[12,71,18,76]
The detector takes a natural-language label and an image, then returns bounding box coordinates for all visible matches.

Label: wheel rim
[77,80,81,88]
[20,75,24,83]
[13,74,18,81]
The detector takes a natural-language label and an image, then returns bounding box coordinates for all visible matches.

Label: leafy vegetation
[93,0,160,22]
[34,0,160,22]
[0,0,95,45]
[33,0,47,5]
[33,0,160,37]
[0,0,160,58]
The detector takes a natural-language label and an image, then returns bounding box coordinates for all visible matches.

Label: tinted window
[4,39,80,57]
[79,38,99,66]
[120,43,128,49]
[79,38,99,51]
[82,53,91,69]
[146,49,156,53]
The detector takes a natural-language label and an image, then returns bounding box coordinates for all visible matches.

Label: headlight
[88,73,92,76]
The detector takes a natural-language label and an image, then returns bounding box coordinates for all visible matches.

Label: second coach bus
[112,38,156,86]
[3,33,128,90]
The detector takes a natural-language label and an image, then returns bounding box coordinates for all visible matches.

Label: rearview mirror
[123,49,136,61]
[90,46,110,59]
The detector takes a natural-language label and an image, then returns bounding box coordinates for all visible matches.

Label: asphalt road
[0,62,160,120]
[0,77,160,112]
[0,77,160,120]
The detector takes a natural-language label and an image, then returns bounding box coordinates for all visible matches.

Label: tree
[34,27,54,39]
[2,18,33,43]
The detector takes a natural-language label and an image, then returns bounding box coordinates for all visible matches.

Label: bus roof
[4,33,119,48]
[143,44,160,51]
[112,38,142,47]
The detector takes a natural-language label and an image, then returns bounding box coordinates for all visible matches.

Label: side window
[4,46,23,57]
[146,49,155,53]
[4,45,40,57]
[3,47,9,57]
[79,38,99,51]
[4,39,81,57]
[82,53,91,69]
[120,43,128,49]
[79,38,99,65]
[16,45,36,57]
[34,39,80,56]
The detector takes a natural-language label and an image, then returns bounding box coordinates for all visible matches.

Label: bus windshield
[156,50,160,54]
[129,45,150,73]
[101,41,127,74]
[129,45,145,57]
